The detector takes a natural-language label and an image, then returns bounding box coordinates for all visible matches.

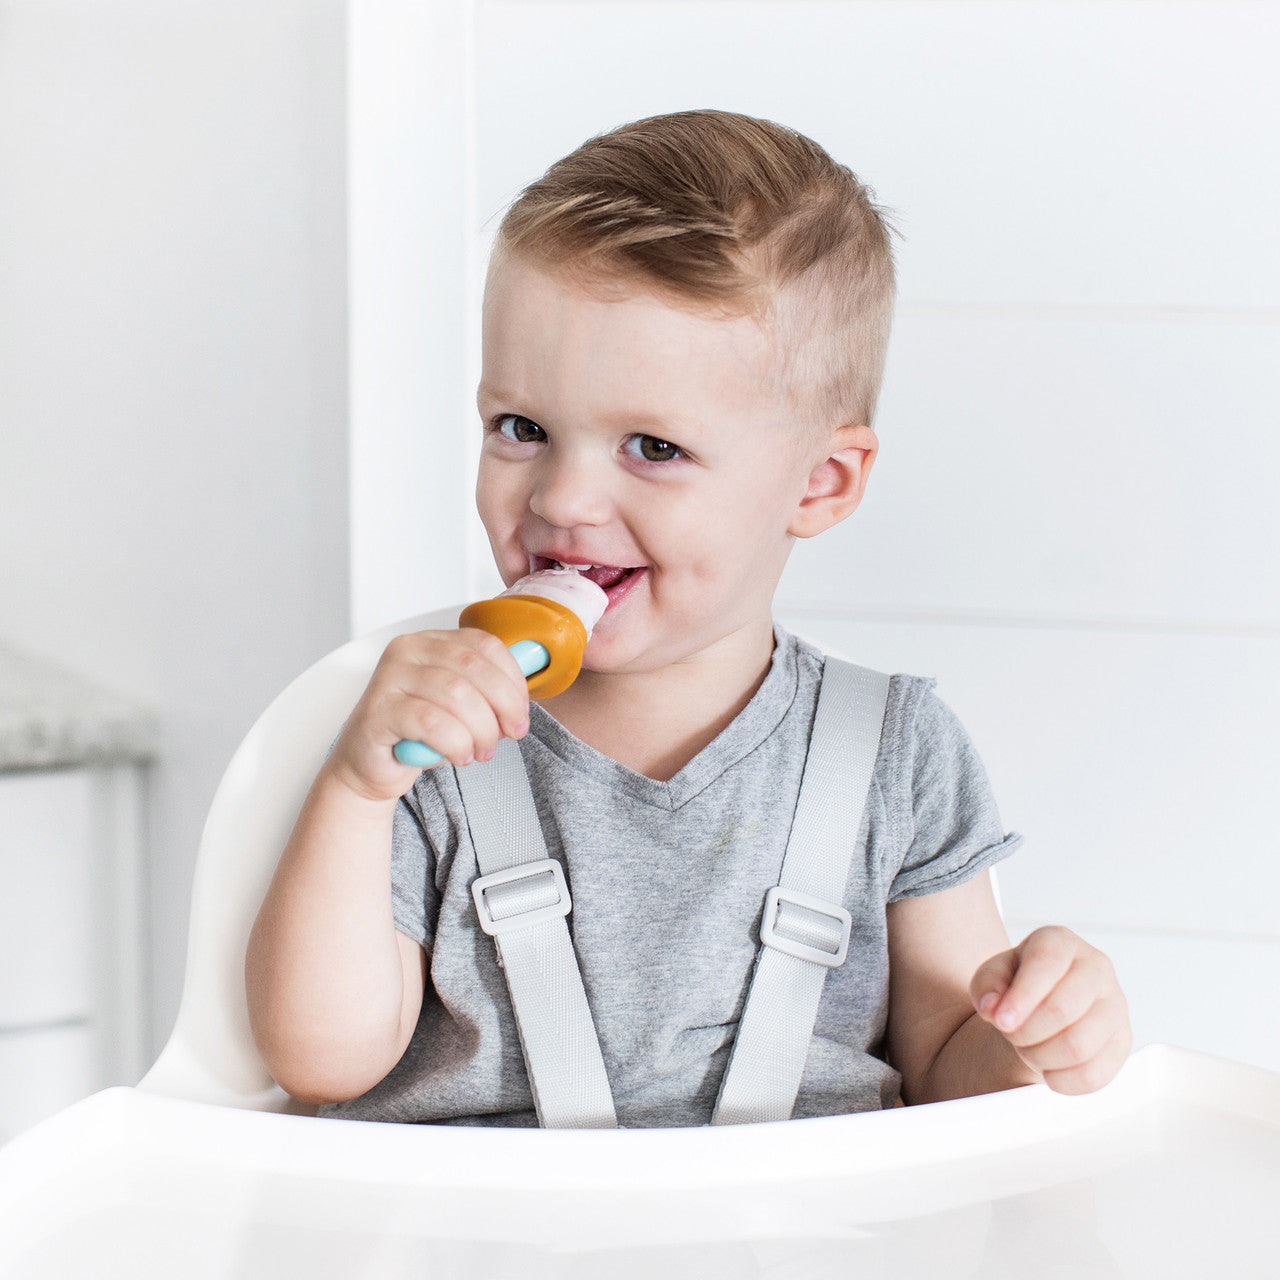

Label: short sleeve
[390,789,441,948]
[886,682,1023,902]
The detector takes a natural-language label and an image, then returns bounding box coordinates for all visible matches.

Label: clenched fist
[971,925,1132,1095]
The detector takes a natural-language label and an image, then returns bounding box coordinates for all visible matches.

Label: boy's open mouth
[530,554,646,605]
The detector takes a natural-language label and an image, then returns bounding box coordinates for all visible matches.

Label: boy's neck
[536,618,777,783]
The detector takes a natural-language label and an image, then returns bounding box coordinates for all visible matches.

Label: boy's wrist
[316,754,406,814]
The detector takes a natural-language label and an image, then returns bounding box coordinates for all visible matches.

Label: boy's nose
[527,455,612,529]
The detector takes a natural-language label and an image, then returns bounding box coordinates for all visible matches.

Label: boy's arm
[885,871,1131,1103]
[245,627,530,1106]
[245,768,427,1106]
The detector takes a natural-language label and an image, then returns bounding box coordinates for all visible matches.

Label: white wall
[347,0,477,635]
[454,2,1280,1068]
[0,1,349,1054]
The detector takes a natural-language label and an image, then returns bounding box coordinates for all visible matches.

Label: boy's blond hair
[493,109,900,435]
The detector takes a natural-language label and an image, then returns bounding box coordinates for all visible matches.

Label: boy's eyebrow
[597,408,700,435]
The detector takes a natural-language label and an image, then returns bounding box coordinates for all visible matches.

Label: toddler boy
[246,109,1130,1126]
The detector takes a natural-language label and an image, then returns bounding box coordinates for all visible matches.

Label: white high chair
[138,608,459,1114]
[1,607,1278,1280]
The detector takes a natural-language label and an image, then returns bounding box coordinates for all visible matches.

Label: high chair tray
[0,1044,1276,1279]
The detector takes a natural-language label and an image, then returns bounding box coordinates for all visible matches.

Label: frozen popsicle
[393,568,608,768]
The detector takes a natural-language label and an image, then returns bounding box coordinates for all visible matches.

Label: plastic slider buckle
[760,886,852,967]
[471,858,571,937]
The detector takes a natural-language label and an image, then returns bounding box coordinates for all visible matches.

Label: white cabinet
[0,765,148,1145]
[0,1023,101,1145]
[0,644,152,1146]
[0,769,98,1026]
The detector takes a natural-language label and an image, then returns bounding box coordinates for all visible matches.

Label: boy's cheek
[474,482,521,553]
[473,468,504,521]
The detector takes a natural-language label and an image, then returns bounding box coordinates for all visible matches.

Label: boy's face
[475,250,857,677]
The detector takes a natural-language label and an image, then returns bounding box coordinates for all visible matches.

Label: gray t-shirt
[320,623,1022,1128]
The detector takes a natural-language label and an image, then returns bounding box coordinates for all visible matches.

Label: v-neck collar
[523,623,804,812]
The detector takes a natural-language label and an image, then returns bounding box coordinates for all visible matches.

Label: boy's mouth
[529,554,646,606]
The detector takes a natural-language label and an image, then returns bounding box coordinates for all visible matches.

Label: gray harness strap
[455,743,618,1129]
[712,658,890,1124]
[455,654,889,1128]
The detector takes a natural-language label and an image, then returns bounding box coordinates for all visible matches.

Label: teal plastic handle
[392,639,551,769]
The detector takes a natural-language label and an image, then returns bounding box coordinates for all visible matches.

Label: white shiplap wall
[345,1,1280,1068]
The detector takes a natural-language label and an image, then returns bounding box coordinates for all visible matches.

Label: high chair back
[138,605,460,1111]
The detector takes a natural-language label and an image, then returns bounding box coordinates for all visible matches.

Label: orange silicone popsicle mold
[459,594,590,699]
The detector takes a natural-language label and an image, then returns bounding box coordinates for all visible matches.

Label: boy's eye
[494,414,546,444]
[624,434,683,464]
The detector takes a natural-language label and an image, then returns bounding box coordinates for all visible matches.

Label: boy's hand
[970,926,1132,1095]
[326,628,532,803]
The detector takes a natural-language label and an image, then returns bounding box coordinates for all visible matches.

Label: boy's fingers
[393,706,479,769]
[1041,1025,1132,1096]
[399,664,504,745]
[1012,995,1124,1072]
[970,948,1019,1019]
[1005,952,1116,1049]
[395,687,502,767]
[984,926,1078,1034]
[389,630,530,742]
[973,930,1132,1097]
[421,631,531,740]
[368,642,518,770]
[465,633,532,739]
[458,628,535,707]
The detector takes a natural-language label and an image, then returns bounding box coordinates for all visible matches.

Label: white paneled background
[439,0,1280,1071]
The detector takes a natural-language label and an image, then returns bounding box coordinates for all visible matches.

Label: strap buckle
[471,858,572,936]
[760,886,852,968]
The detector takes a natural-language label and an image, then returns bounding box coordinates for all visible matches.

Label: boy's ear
[787,424,879,539]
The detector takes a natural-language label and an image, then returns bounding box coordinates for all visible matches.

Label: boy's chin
[579,630,664,676]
